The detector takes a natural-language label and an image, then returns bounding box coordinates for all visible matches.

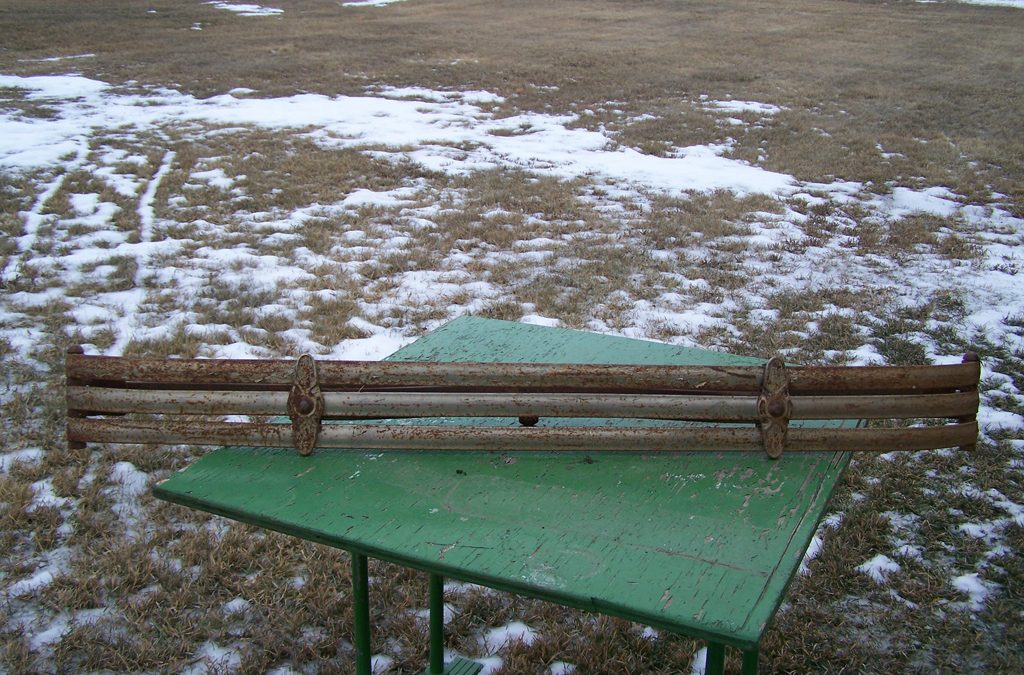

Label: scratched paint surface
[155,316,851,648]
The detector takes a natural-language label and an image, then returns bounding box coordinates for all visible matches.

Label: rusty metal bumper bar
[67,416,979,454]
[65,347,981,459]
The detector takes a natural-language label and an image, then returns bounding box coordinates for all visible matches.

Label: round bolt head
[295,396,315,416]
[767,398,787,417]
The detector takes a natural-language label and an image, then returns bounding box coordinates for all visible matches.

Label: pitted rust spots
[758,357,791,460]
[288,354,324,457]
[65,352,980,456]
[66,353,983,394]
[957,351,981,452]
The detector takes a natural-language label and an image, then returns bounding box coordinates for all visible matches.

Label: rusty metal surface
[64,345,89,450]
[786,422,979,452]
[790,391,977,420]
[66,353,761,393]
[66,387,980,423]
[786,359,980,395]
[758,357,791,459]
[67,417,978,454]
[67,417,290,447]
[957,352,980,451]
[66,352,981,395]
[68,388,761,421]
[288,354,324,456]
[65,347,982,458]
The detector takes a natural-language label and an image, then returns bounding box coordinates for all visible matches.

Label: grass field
[1,0,1023,672]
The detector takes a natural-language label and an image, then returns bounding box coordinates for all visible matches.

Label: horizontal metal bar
[67,354,761,393]
[68,387,760,421]
[66,353,980,395]
[67,417,290,448]
[67,418,762,451]
[787,422,978,452]
[67,418,977,454]
[67,387,977,422]
[787,361,980,395]
[789,391,978,420]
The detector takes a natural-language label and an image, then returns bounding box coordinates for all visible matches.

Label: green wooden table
[154,317,851,674]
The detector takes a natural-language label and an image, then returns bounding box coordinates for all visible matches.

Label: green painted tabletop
[154,316,851,649]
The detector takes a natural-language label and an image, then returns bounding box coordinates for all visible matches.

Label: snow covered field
[2,0,1023,672]
[3,74,1022,371]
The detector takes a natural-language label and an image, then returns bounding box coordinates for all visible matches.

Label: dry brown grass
[4,0,1022,209]
[2,0,1023,672]
[763,434,1024,672]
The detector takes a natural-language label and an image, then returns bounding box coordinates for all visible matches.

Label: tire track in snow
[1,144,90,285]
[137,150,175,247]
[109,149,175,355]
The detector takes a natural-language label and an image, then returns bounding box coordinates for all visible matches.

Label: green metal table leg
[429,573,444,674]
[742,648,759,674]
[352,552,371,675]
[706,642,726,675]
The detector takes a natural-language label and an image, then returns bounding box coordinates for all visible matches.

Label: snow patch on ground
[206,2,283,17]
[800,513,844,575]
[28,615,72,650]
[7,568,55,598]
[0,74,793,198]
[857,554,902,584]
[946,0,1024,6]
[481,621,538,653]
[370,653,394,673]
[182,641,244,673]
[689,646,708,675]
[0,447,44,472]
[703,99,783,116]
[5,547,72,599]
[106,462,150,536]
[952,572,993,611]
[222,597,251,614]
[413,603,458,625]
[18,53,95,63]
[343,0,409,6]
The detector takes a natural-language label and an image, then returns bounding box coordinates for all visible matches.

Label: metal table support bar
[707,642,726,675]
[352,552,372,675]
[429,574,445,674]
[743,648,760,674]
[705,641,759,675]
[350,560,476,675]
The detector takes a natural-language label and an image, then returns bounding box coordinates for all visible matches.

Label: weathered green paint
[443,656,483,675]
[154,316,851,654]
